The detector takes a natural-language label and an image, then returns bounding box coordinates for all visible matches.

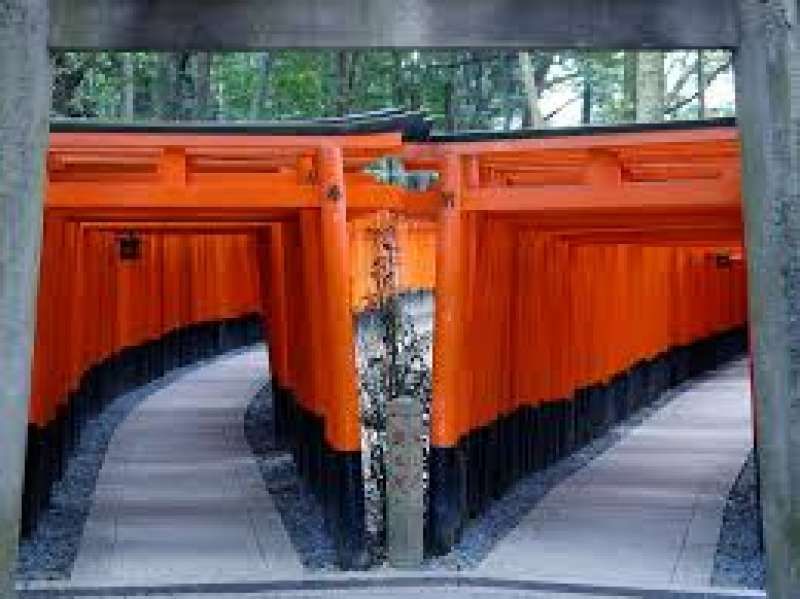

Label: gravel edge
[243,383,339,570]
[16,349,752,579]
[12,353,242,581]
[711,449,766,589]
[425,369,708,570]
[243,358,745,571]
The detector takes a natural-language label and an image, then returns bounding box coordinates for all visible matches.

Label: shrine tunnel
[21,114,748,567]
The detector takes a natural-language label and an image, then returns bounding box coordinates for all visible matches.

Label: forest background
[51,49,735,129]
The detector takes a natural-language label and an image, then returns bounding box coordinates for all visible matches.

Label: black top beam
[49,114,736,144]
[429,117,738,143]
[49,111,434,140]
[49,0,739,51]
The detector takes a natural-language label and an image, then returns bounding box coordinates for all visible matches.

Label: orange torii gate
[26,120,746,566]
[399,123,745,550]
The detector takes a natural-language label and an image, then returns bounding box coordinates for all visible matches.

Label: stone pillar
[736,1,800,596]
[386,397,424,568]
[0,1,50,596]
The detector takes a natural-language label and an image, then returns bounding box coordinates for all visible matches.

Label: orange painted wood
[318,146,361,452]
[432,154,465,447]
[32,126,748,466]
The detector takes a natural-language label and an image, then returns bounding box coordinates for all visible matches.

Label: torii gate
[0,1,795,596]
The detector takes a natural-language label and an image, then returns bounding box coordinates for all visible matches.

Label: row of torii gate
[24,116,746,569]
[2,1,798,597]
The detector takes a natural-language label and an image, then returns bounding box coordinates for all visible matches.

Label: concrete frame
[0,2,50,597]
[2,0,797,596]
[48,0,738,50]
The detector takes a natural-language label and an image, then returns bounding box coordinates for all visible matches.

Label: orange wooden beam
[465,179,739,212]
[432,153,464,448]
[318,146,361,453]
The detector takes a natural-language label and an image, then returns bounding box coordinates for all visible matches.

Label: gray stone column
[737,1,800,596]
[0,1,49,596]
[386,397,424,568]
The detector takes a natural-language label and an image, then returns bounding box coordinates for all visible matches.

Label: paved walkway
[18,576,766,599]
[70,347,303,586]
[480,358,753,588]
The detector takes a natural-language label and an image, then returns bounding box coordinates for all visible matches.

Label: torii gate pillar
[0,1,50,596]
[2,1,800,597]
[737,1,800,596]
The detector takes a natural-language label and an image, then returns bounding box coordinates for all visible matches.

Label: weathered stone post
[737,1,800,596]
[386,396,424,568]
[0,1,50,596]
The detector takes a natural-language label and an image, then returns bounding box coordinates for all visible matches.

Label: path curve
[480,358,753,587]
[70,347,302,586]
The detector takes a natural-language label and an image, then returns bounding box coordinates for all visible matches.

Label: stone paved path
[69,347,303,586]
[18,577,765,599]
[480,358,753,588]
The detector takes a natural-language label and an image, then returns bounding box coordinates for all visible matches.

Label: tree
[121,54,135,120]
[663,50,733,119]
[637,51,665,122]
[48,49,735,129]
[623,52,638,122]
[195,53,213,120]
[249,52,270,120]
[518,51,545,127]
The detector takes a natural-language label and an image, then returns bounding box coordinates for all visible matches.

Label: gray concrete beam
[48,0,739,51]
[0,1,49,596]
[736,1,800,597]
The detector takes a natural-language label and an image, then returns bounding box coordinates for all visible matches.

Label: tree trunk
[518,51,544,128]
[336,51,352,117]
[623,51,638,122]
[407,53,422,112]
[636,51,665,122]
[250,52,271,120]
[194,52,212,120]
[0,1,50,595]
[503,52,516,130]
[121,53,135,120]
[392,51,404,108]
[473,52,489,128]
[155,53,180,120]
[51,54,91,118]
[697,50,706,119]
[581,60,592,125]
[175,52,193,120]
[444,78,456,132]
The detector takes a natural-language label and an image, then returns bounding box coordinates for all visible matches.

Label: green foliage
[269,52,334,118]
[50,49,735,130]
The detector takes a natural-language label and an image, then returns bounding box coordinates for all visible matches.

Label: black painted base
[277,387,369,569]
[19,313,264,541]
[426,326,748,556]
[428,445,467,555]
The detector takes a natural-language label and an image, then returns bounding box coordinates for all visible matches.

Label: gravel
[13,357,224,581]
[712,449,766,590]
[425,376,697,570]
[15,343,342,579]
[18,339,755,580]
[244,350,723,572]
[243,384,339,570]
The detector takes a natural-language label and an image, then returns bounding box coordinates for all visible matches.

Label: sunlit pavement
[67,348,302,587]
[480,359,753,588]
